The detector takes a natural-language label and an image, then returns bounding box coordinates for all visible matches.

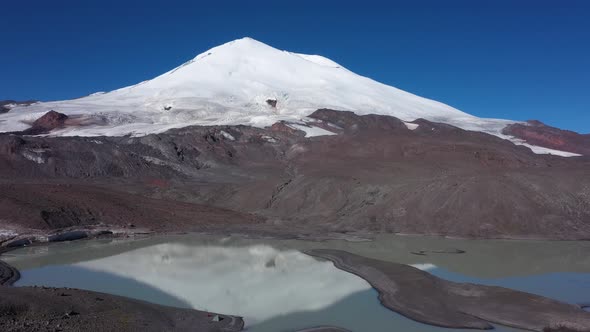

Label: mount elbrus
[1,37,589,240]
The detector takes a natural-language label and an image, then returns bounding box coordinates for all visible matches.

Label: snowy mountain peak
[191,37,343,69]
[1,37,526,147]
[192,37,268,61]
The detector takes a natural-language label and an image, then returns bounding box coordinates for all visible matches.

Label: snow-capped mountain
[0,37,579,156]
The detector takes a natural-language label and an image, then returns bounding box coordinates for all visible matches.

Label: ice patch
[0,230,17,237]
[517,143,581,157]
[262,135,278,143]
[21,150,45,164]
[325,122,343,130]
[410,263,437,271]
[499,134,582,157]
[286,123,337,138]
[404,122,419,130]
[220,130,235,141]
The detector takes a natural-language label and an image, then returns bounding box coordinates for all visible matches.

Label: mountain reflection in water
[74,244,370,326]
[10,234,590,332]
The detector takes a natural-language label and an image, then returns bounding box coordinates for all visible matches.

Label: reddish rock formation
[22,110,69,135]
[32,110,68,130]
[502,120,590,156]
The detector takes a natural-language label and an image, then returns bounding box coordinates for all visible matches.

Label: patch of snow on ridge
[496,133,582,157]
[286,123,337,137]
[518,143,581,157]
[404,122,419,130]
[220,130,235,141]
[411,263,437,271]
[0,229,17,237]
[21,150,46,164]
[262,135,278,143]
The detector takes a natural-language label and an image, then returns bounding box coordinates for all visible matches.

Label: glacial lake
[2,234,590,332]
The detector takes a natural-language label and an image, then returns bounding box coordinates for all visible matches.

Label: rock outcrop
[0,100,37,114]
[503,120,590,155]
[21,110,69,135]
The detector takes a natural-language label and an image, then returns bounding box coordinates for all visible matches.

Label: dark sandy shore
[295,327,351,332]
[305,249,590,332]
[0,286,244,332]
[0,260,19,286]
[0,250,244,332]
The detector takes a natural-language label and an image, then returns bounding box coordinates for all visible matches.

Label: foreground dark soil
[306,249,590,332]
[0,286,244,332]
[0,255,244,332]
[1,109,589,240]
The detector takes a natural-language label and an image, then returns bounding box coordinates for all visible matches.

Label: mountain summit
[0,38,580,157]
[1,38,503,133]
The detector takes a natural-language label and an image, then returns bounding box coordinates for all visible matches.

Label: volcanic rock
[0,111,589,239]
[22,110,69,135]
[503,120,590,155]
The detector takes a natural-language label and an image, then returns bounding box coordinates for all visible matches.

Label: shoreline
[2,223,588,256]
[0,258,20,286]
[304,249,590,332]
[2,229,590,332]
[0,286,245,332]
[0,232,245,332]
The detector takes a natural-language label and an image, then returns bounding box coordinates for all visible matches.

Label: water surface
[4,234,589,331]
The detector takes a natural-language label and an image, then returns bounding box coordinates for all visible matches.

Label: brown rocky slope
[0,109,589,240]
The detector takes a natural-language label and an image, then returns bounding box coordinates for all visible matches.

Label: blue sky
[1,0,589,133]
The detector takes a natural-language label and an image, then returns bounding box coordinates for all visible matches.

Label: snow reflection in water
[11,234,589,332]
[75,244,370,326]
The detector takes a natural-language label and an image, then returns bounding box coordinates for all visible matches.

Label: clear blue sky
[1,0,589,133]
